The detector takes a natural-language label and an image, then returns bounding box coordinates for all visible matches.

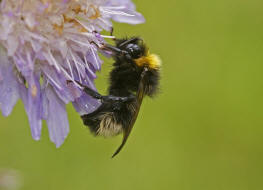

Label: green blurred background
[1,0,263,189]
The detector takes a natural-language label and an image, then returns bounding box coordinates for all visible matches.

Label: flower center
[1,0,102,37]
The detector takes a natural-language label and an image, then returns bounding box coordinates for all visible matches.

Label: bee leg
[90,41,128,55]
[67,80,102,99]
[70,80,134,103]
[103,44,128,55]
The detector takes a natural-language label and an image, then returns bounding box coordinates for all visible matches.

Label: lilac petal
[13,52,34,79]
[85,49,102,71]
[106,0,136,10]
[111,9,145,24]
[18,80,43,140]
[41,82,49,120]
[45,86,69,148]
[18,82,28,107]
[26,73,42,140]
[73,93,101,115]
[105,0,145,24]
[71,72,101,115]
[41,64,76,103]
[0,47,19,116]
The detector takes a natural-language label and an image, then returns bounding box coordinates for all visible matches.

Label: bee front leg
[67,80,103,100]
[90,41,128,56]
[68,80,135,103]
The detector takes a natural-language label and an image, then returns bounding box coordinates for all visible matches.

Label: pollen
[31,85,38,98]
[135,53,161,69]
[53,23,64,36]
[88,5,101,20]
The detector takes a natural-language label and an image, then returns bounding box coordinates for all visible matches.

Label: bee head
[111,37,161,97]
[125,43,143,59]
[115,38,161,70]
[115,37,146,60]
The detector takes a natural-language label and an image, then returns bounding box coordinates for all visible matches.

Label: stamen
[46,50,61,73]
[88,5,101,19]
[66,58,74,80]
[100,35,116,39]
[90,46,100,70]
[83,52,96,78]
[44,72,62,90]
[69,49,82,83]
[102,6,126,10]
[101,9,135,17]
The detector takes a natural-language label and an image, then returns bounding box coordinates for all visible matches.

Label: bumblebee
[74,37,161,157]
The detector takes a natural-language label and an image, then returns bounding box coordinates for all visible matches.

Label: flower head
[0,0,144,147]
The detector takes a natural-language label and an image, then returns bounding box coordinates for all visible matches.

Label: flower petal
[0,47,19,116]
[73,93,101,115]
[41,64,76,103]
[71,75,101,115]
[45,86,69,148]
[111,9,145,24]
[104,0,145,24]
[26,73,42,140]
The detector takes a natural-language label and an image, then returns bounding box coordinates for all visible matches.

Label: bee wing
[112,68,147,158]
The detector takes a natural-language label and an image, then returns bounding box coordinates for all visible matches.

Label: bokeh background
[1,0,263,189]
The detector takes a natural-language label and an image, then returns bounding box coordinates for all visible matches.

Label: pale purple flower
[0,0,144,147]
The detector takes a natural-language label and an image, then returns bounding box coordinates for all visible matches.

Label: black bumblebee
[73,37,161,157]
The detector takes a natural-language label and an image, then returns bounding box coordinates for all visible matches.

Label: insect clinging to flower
[70,37,161,157]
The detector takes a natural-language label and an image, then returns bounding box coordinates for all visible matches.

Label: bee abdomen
[81,114,100,135]
[81,112,123,137]
[97,113,123,137]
